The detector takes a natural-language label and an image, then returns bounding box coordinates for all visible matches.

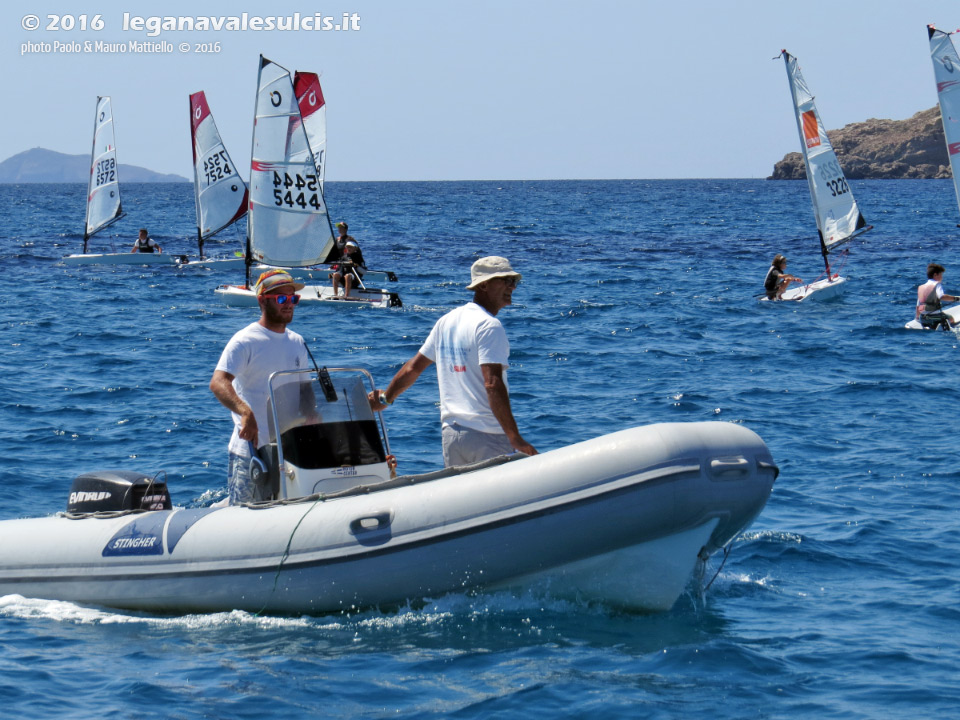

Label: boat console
[265,367,393,499]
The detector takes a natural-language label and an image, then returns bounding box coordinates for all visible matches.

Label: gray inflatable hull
[0,422,777,614]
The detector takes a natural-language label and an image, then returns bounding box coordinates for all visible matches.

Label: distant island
[770,106,951,180]
[0,148,189,183]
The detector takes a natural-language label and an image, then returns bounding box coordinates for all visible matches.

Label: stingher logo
[108,535,159,551]
[103,518,167,557]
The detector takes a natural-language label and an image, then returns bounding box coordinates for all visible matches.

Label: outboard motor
[66,470,172,513]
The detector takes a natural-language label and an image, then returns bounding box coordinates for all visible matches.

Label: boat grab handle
[350,511,393,534]
[709,456,750,479]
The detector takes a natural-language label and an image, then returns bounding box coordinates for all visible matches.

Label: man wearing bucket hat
[210,270,310,503]
[369,256,537,467]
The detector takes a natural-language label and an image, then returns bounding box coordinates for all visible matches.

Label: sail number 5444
[272,171,322,209]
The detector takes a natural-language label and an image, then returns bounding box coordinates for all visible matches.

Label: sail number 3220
[826,177,849,197]
[818,161,849,197]
[272,171,322,210]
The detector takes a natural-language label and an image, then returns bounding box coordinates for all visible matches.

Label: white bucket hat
[466,256,522,290]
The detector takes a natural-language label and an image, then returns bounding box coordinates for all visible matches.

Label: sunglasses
[270,293,300,305]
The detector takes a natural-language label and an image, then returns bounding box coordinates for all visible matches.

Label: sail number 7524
[272,171,322,209]
[202,150,233,187]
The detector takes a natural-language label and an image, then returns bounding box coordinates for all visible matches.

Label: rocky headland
[0,147,187,183]
[769,106,951,180]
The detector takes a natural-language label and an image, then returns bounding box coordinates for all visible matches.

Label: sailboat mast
[82,96,100,254]
[190,94,204,259]
[818,231,832,275]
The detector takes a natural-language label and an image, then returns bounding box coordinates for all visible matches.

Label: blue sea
[1,178,958,718]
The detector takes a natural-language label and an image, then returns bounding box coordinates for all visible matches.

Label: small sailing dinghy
[215,57,400,308]
[188,90,249,260]
[905,27,960,331]
[62,97,181,267]
[928,25,960,226]
[292,69,398,285]
[0,367,777,614]
[771,51,872,302]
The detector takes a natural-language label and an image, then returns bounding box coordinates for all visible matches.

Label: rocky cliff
[769,106,951,180]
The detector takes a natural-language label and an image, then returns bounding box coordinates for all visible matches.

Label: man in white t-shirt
[210,270,310,503]
[369,256,537,467]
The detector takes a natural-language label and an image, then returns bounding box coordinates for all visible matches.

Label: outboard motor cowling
[66,470,172,513]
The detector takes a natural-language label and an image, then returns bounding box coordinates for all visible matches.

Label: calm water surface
[0,179,958,718]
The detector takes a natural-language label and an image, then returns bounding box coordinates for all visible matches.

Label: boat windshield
[267,369,387,470]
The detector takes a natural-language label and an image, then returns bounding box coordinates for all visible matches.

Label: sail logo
[938,80,960,93]
[949,142,960,156]
[802,111,820,148]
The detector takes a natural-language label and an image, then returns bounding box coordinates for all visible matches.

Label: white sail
[293,71,327,194]
[781,51,869,253]
[248,56,335,267]
[84,96,124,246]
[190,91,248,241]
[928,25,960,221]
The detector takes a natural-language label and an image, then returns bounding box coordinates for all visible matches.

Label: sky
[4,0,960,181]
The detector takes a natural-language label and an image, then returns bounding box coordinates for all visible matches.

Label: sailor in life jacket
[131,228,163,254]
[916,262,960,329]
[763,254,801,300]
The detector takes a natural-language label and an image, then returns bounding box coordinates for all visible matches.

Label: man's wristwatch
[378,391,393,406]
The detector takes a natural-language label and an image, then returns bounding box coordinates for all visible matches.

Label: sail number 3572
[94,158,116,188]
[272,171,322,210]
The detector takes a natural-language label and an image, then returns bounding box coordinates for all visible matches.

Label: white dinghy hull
[904,303,960,330]
[215,283,402,308]
[773,275,847,302]
[62,252,183,266]
[0,422,776,614]
[189,258,398,284]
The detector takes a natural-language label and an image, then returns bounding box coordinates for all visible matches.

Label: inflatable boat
[0,368,777,615]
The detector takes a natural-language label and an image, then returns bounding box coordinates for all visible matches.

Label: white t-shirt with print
[216,322,309,455]
[419,302,510,433]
